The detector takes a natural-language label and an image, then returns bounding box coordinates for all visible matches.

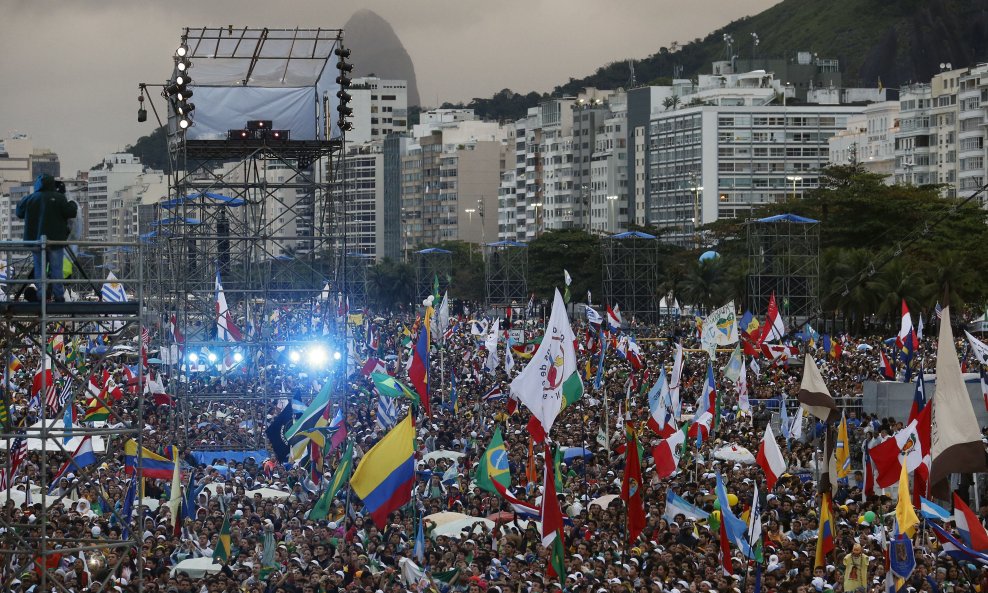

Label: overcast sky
[0,0,779,174]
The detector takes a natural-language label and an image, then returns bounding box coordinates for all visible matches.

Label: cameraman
[15,174,77,302]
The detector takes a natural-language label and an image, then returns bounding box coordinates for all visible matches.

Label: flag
[0,435,27,490]
[475,427,511,494]
[895,458,919,538]
[284,382,332,441]
[62,398,73,445]
[586,306,602,325]
[835,413,850,479]
[953,493,988,551]
[376,393,398,431]
[408,325,431,416]
[715,471,756,559]
[919,497,951,522]
[646,369,673,436]
[264,403,293,463]
[166,448,182,527]
[747,483,763,562]
[121,478,137,539]
[482,385,506,403]
[606,304,622,332]
[688,363,716,444]
[756,424,786,490]
[621,428,646,544]
[964,330,988,365]
[310,443,354,520]
[718,509,733,576]
[350,414,415,528]
[83,397,110,423]
[760,292,786,344]
[102,271,127,303]
[869,418,923,489]
[509,289,582,435]
[7,354,22,374]
[814,492,834,568]
[909,365,927,421]
[539,443,564,547]
[49,436,98,491]
[413,515,426,564]
[736,354,750,414]
[701,301,738,357]
[662,488,709,523]
[124,439,177,480]
[546,529,566,585]
[797,356,838,422]
[214,270,242,341]
[930,522,988,567]
[897,300,918,350]
[183,467,201,522]
[593,332,607,390]
[669,342,683,419]
[931,306,988,495]
[213,512,232,564]
[371,372,420,406]
[653,425,686,479]
[879,350,896,380]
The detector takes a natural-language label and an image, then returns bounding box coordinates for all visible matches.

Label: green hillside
[463,0,988,121]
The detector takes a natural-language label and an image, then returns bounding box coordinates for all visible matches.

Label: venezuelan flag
[124,439,178,480]
[349,414,415,528]
[814,491,835,568]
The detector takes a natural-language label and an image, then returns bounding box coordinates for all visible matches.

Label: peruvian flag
[868,417,925,488]
[756,424,787,490]
[761,343,798,366]
[759,292,786,344]
[653,427,686,479]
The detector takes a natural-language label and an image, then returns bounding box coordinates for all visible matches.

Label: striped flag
[102,272,127,303]
[935,302,943,319]
[483,385,506,403]
[215,269,243,342]
[0,434,28,490]
[376,394,397,431]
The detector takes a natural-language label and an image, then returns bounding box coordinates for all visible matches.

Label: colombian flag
[124,439,178,480]
[814,491,835,568]
[349,414,415,528]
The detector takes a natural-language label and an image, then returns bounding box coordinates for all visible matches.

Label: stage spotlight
[176,44,189,57]
[177,90,193,101]
[178,117,192,130]
[336,60,353,73]
[306,345,328,368]
[175,74,192,87]
[289,350,301,364]
[337,105,353,118]
[233,352,244,363]
[187,352,199,363]
[338,120,353,132]
[176,102,195,116]
[336,90,351,102]
[336,74,351,88]
[165,83,180,96]
[333,351,342,361]
[206,351,218,364]
[334,47,351,59]
[177,58,191,73]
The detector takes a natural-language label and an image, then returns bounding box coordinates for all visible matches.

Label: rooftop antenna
[723,33,734,62]
[628,59,637,88]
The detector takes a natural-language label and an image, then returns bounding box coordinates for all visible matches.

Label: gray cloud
[0,0,779,173]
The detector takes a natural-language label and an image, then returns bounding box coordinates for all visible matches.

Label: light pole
[786,175,803,201]
[464,207,476,262]
[689,182,703,249]
[531,202,543,239]
[606,195,618,234]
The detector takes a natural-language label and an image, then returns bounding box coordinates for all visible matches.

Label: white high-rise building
[87,154,145,243]
[340,77,408,144]
[829,101,900,178]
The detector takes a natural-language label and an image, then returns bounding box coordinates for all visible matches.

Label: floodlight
[175,74,192,87]
[289,350,301,363]
[336,61,353,73]
[338,121,353,132]
[176,44,189,57]
[334,47,351,59]
[176,102,195,116]
[177,58,191,72]
[206,351,218,363]
[177,90,193,101]
[233,352,244,363]
[178,117,192,130]
[187,352,199,362]
[337,105,353,118]
[336,75,351,88]
[306,344,328,368]
[336,90,351,102]
[165,83,180,96]
[333,351,342,361]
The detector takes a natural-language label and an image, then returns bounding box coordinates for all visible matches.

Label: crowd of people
[2,296,988,593]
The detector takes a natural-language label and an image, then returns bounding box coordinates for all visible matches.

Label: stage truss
[414,248,452,302]
[0,239,146,593]
[746,214,820,321]
[485,241,528,307]
[601,231,660,323]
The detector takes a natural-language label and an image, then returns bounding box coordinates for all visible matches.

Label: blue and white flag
[102,272,127,303]
[919,497,950,522]
[376,394,397,432]
[662,488,709,523]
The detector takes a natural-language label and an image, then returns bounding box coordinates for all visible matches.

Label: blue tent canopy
[151,217,202,227]
[485,241,527,248]
[609,231,657,240]
[755,213,819,224]
[161,192,245,209]
[416,248,452,254]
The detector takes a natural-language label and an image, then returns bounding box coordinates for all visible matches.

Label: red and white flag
[759,292,786,344]
[653,428,686,479]
[756,423,786,490]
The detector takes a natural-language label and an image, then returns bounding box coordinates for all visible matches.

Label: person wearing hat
[842,543,868,592]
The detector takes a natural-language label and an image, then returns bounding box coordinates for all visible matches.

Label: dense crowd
[2,300,988,593]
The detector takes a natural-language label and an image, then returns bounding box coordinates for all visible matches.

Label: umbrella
[422,450,464,463]
[561,447,592,461]
[712,444,756,465]
[856,344,873,351]
[589,494,619,509]
[170,557,223,578]
[486,511,515,522]
[429,516,495,539]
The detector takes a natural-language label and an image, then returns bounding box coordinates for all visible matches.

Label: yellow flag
[895,458,919,537]
[835,413,850,479]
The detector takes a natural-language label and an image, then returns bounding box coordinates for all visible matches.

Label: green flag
[433,274,440,303]
[212,511,232,564]
[474,427,511,494]
[310,443,354,521]
[548,532,566,584]
[369,372,420,406]
[553,445,565,493]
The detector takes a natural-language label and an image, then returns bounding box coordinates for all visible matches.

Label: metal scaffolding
[485,241,528,307]
[746,213,820,321]
[601,231,660,323]
[0,239,145,593]
[414,248,452,302]
[341,252,372,310]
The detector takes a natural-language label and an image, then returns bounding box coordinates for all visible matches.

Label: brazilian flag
[474,427,511,494]
[212,511,232,564]
[370,372,420,406]
[310,443,354,520]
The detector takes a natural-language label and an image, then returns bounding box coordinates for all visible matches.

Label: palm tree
[662,95,681,111]
[681,258,732,313]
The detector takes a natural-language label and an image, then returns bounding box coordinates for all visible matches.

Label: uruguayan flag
[920,496,951,522]
[102,272,127,303]
[376,394,397,431]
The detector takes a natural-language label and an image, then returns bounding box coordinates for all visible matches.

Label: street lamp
[786,175,803,201]
[464,207,476,262]
[689,183,703,249]
[606,195,618,233]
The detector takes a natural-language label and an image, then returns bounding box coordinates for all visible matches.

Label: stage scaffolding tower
[414,248,452,302]
[601,231,660,323]
[0,239,145,593]
[485,241,528,307]
[145,27,345,451]
[746,213,820,321]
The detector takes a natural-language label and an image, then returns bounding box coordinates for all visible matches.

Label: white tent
[170,557,223,578]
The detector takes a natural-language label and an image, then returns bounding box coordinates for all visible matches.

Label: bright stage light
[206,351,218,364]
[333,351,342,361]
[178,117,191,130]
[176,44,189,57]
[233,352,244,363]
[289,350,301,363]
[187,352,199,362]
[306,345,328,368]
